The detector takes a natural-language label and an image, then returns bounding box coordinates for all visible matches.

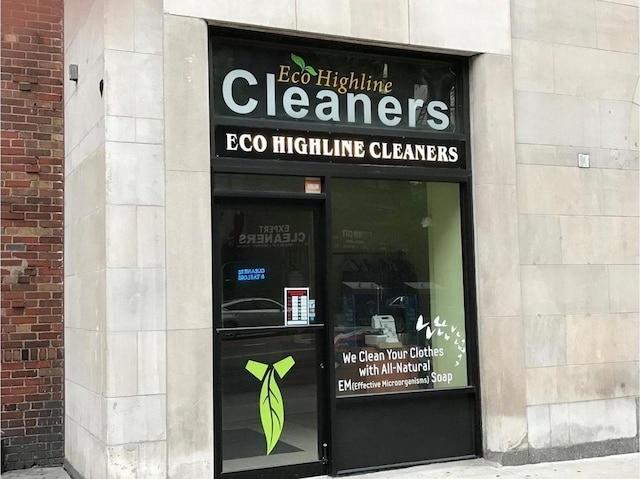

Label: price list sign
[284,287,310,326]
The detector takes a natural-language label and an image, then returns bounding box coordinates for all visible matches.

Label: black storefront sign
[211,36,463,135]
[215,125,465,168]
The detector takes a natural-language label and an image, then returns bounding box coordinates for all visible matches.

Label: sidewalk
[2,453,638,478]
[330,453,640,478]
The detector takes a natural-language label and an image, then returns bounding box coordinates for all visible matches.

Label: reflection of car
[222,298,285,328]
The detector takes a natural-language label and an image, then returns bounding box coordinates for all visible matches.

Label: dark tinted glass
[331,179,468,396]
[215,173,310,194]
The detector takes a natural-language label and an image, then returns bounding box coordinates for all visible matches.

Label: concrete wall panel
[408,0,511,54]
[104,50,164,118]
[527,405,551,448]
[521,265,610,316]
[164,0,511,55]
[512,39,554,93]
[518,215,562,265]
[609,265,640,313]
[560,216,639,265]
[65,381,105,442]
[553,45,638,101]
[65,418,107,479]
[602,169,640,216]
[105,0,134,51]
[105,268,166,332]
[523,315,566,368]
[135,0,164,54]
[105,395,167,445]
[138,331,167,396]
[514,92,600,147]
[104,332,138,397]
[566,313,639,364]
[105,142,165,205]
[65,328,104,396]
[567,398,638,443]
[517,165,604,216]
[164,0,296,30]
[511,0,597,47]
[297,0,409,44]
[167,329,213,478]
[596,1,639,54]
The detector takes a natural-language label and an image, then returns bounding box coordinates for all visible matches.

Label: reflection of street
[222,331,316,359]
[221,331,320,472]
[222,298,285,328]
[222,385,319,472]
[222,335,317,392]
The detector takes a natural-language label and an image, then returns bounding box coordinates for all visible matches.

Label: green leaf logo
[291,53,305,70]
[291,53,318,76]
[246,356,295,454]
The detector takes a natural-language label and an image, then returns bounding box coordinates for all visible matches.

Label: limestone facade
[63,1,638,477]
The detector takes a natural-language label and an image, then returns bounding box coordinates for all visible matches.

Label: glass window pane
[218,203,323,472]
[219,203,319,328]
[221,330,320,472]
[331,179,467,396]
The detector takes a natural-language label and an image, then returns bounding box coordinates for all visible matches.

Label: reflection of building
[3,0,636,477]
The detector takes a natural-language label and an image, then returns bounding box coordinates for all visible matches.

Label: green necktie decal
[245,356,295,455]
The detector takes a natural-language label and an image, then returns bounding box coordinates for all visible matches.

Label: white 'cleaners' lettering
[238,232,306,246]
[221,69,450,131]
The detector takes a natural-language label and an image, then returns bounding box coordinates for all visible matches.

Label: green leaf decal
[260,368,284,454]
[304,65,318,76]
[246,356,296,455]
[273,356,295,378]
[291,53,305,71]
[246,360,268,380]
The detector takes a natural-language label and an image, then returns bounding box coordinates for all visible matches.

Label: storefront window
[212,30,477,474]
[331,179,467,396]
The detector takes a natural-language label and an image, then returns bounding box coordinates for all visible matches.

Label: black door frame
[211,169,482,476]
[212,195,331,479]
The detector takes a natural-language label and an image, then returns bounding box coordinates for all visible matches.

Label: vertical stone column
[470,53,528,463]
[65,0,169,477]
[164,15,213,478]
[101,0,167,475]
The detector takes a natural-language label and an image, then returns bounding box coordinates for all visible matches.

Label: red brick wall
[0,0,64,470]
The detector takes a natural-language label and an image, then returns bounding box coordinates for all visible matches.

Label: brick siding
[1,0,64,470]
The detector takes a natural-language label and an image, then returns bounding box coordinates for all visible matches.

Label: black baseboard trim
[486,437,639,466]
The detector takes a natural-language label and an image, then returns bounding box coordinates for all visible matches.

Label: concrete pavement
[2,453,638,478]
[1,468,69,479]
[327,453,640,478]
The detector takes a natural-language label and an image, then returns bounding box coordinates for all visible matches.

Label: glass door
[215,200,326,476]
